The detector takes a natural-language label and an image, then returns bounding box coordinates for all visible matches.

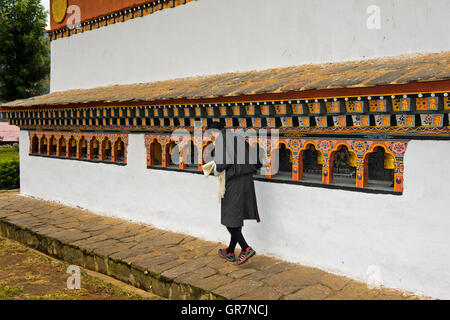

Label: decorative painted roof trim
[47,0,195,41]
[2,91,450,139]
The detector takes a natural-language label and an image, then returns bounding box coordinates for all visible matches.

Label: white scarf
[202,160,226,201]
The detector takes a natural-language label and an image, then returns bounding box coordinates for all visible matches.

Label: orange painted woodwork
[50,0,159,30]
[292,161,302,181]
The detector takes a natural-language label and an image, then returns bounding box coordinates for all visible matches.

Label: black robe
[214,131,262,227]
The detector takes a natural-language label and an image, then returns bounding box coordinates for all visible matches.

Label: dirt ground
[0,236,163,300]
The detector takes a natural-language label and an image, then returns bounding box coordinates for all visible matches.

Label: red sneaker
[218,248,236,262]
[236,247,256,265]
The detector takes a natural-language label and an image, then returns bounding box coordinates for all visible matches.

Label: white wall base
[19,130,450,299]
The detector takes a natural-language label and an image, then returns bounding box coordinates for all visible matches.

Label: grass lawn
[0,237,163,300]
[0,146,20,190]
[0,146,19,163]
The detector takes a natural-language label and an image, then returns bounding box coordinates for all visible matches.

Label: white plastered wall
[19,130,450,299]
[50,0,450,92]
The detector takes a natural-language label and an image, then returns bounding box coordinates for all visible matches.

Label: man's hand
[202,161,215,177]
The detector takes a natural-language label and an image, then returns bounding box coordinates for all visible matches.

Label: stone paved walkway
[0,190,424,300]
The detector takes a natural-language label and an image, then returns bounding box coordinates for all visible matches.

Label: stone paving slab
[0,190,427,300]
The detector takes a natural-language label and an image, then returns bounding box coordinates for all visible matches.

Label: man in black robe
[207,122,262,265]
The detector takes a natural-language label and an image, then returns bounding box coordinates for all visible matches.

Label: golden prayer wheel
[93,140,99,148]
[82,140,87,148]
[71,139,76,147]
[384,153,395,170]
[349,152,357,167]
[317,151,324,165]
[156,147,162,158]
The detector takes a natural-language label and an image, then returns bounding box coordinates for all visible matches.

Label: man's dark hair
[207,121,225,131]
